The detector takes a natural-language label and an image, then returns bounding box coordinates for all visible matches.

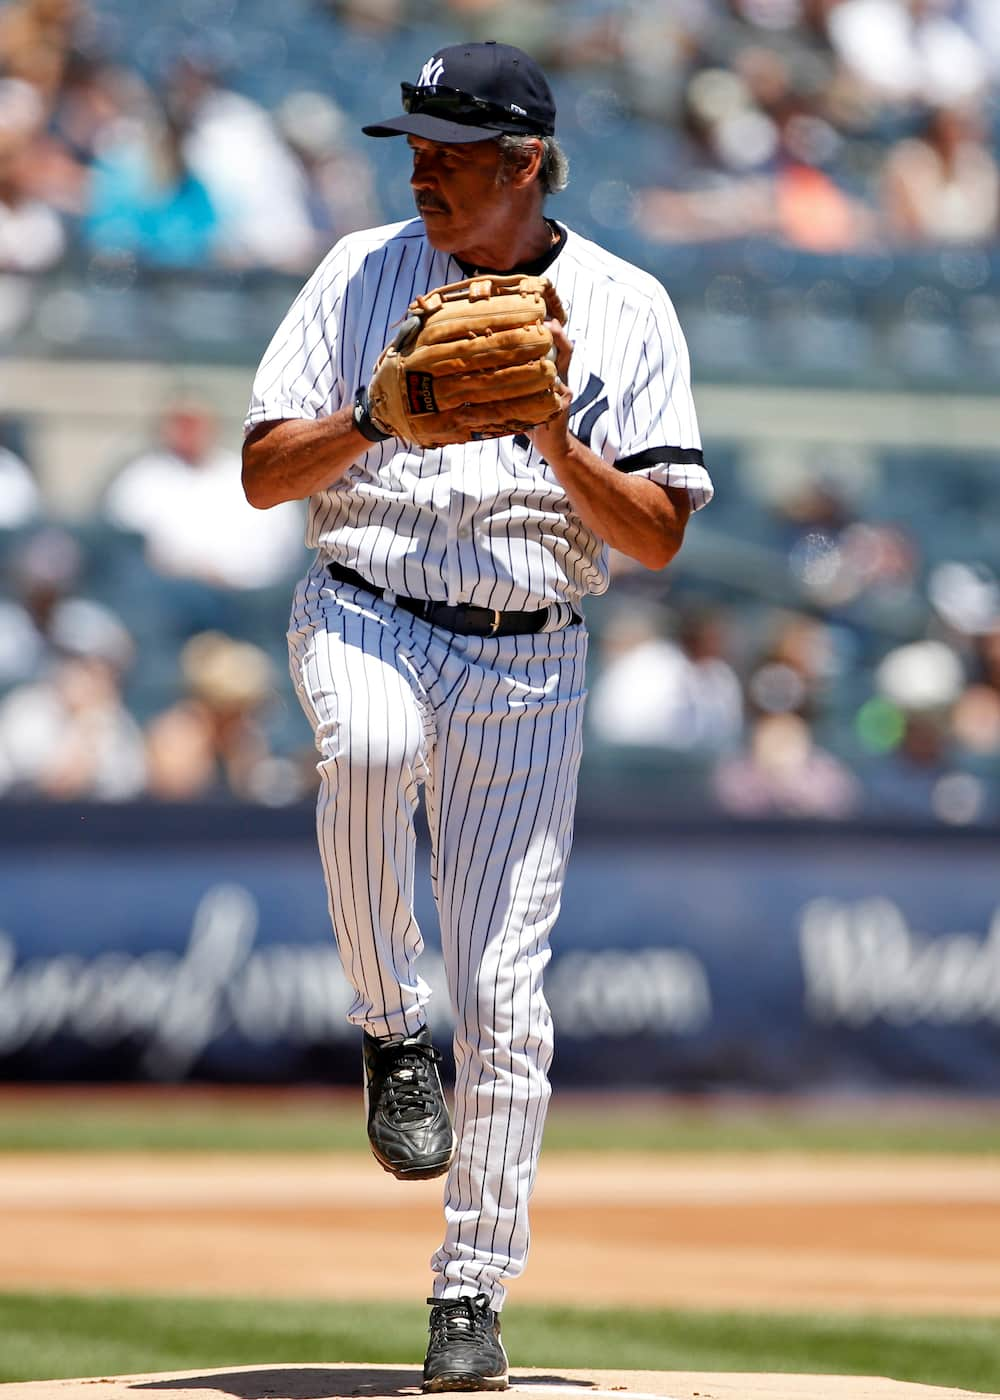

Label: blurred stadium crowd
[3,0,1000,272]
[2,0,1000,824]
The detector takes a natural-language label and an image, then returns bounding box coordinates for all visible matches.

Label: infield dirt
[0,1151,998,1315]
[2,1151,999,1400]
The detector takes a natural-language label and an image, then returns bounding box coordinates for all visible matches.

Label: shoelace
[378,1041,443,1124]
[427,1296,492,1347]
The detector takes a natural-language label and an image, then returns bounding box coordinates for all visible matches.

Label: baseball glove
[365,274,567,450]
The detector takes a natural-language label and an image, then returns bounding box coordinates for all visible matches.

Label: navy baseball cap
[362,41,556,144]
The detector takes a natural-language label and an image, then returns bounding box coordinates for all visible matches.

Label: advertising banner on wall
[1,805,999,1089]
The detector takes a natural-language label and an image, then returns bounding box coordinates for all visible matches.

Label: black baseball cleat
[423,1294,509,1392]
[363,1025,455,1181]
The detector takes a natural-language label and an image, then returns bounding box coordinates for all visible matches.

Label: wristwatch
[353,386,391,443]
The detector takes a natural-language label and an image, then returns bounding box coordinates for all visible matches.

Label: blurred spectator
[274,90,382,253]
[712,601,860,816]
[634,45,878,251]
[745,611,837,720]
[85,100,220,266]
[951,679,1000,760]
[770,466,856,550]
[968,626,1000,695]
[101,396,305,595]
[588,601,743,753]
[0,439,41,527]
[46,51,125,166]
[880,103,999,246]
[712,710,861,817]
[824,0,988,109]
[967,0,1000,82]
[928,559,1000,639]
[163,54,316,270]
[0,0,84,101]
[38,56,149,219]
[762,457,920,619]
[0,526,132,689]
[861,637,990,823]
[0,624,145,801]
[144,630,303,803]
[925,560,1000,762]
[607,0,714,125]
[950,624,1000,760]
[864,708,985,821]
[0,79,66,272]
[637,162,876,252]
[875,636,964,713]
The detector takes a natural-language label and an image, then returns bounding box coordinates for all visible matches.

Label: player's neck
[452,215,561,278]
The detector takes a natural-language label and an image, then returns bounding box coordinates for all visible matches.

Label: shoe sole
[422,1373,508,1392]
[370,1130,457,1182]
[372,1149,452,1181]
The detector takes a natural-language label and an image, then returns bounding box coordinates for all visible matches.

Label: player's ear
[507,138,544,188]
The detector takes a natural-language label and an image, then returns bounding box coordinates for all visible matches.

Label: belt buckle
[488,608,502,637]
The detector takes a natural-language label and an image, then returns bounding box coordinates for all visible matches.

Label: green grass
[2,1090,1000,1154]
[0,1093,367,1155]
[0,1293,998,1393]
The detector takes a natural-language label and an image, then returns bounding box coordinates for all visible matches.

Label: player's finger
[546,321,574,381]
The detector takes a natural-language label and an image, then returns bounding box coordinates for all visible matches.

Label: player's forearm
[242,409,368,509]
[545,436,691,569]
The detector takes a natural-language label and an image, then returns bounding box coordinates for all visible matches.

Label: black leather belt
[325,560,574,637]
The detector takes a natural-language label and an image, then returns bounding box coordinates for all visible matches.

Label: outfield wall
[1,799,999,1092]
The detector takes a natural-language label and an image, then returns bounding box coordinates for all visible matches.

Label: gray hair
[496,134,570,196]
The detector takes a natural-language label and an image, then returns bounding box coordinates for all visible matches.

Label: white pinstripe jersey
[246,217,713,613]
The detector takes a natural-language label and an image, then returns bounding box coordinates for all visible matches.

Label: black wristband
[353,385,391,443]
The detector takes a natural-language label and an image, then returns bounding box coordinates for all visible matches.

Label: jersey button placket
[444,447,475,605]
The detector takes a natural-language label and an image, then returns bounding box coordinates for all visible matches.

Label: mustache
[415,193,449,214]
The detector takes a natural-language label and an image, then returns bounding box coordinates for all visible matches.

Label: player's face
[408,136,514,261]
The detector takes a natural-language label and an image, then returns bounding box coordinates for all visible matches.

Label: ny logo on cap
[418,56,445,87]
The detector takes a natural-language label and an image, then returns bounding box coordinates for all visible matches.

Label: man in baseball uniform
[243,41,713,1391]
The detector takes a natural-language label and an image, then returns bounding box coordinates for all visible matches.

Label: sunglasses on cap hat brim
[362,83,552,143]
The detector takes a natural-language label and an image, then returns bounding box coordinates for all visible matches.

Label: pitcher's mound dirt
[2,1364,997,1400]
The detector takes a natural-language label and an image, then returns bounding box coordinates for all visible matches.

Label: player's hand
[526,321,574,463]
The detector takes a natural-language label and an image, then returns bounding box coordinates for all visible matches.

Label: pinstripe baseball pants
[288,563,588,1309]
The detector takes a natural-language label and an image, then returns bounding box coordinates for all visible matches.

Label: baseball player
[243,41,713,1391]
